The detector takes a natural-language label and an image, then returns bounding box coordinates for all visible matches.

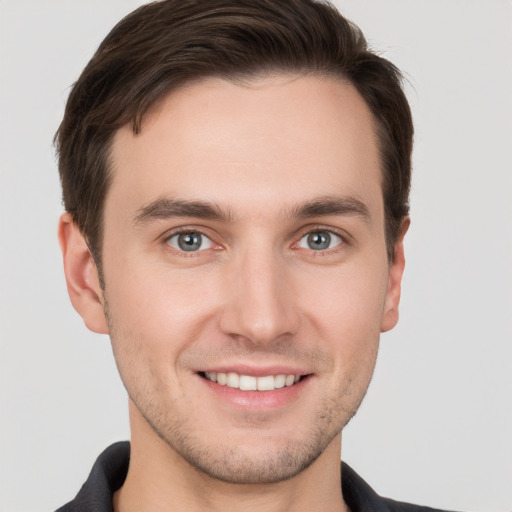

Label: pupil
[178,233,201,251]
[308,231,330,250]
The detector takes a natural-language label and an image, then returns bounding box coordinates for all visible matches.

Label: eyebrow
[288,195,371,223]
[133,195,370,226]
[133,197,234,225]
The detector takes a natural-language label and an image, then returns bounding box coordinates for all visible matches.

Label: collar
[56,441,434,512]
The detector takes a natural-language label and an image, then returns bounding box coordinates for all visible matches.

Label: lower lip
[199,374,311,411]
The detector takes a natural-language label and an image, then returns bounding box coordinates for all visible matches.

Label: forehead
[107,74,382,220]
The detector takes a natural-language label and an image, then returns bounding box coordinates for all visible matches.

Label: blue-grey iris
[307,231,331,250]
[178,232,202,251]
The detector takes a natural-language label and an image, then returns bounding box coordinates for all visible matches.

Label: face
[91,75,404,483]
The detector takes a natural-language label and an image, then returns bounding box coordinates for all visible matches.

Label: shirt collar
[56,441,390,512]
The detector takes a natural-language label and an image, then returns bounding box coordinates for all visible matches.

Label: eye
[297,230,342,251]
[166,231,215,252]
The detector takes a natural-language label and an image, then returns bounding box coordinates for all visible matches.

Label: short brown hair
[55,0,413,265]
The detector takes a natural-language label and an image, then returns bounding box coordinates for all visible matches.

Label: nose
[218,245,299,346]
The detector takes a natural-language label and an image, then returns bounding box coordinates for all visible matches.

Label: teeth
[256,375,274,391]
[285,375,295,387]
[274,375,286,389]
[204,372,302,391]
[226,372,239,388]
[205,371,217,382]
[240,375,257,390]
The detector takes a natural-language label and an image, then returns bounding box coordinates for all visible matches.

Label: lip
[196,366,313,411]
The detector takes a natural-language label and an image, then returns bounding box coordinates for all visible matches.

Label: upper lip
[197,364,311,377]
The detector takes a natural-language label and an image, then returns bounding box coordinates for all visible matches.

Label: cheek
[299,262,388,331]
[102,260,228,392]
[296,263,388,368]
[105,258,218,334]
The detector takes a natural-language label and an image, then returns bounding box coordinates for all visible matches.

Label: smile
[202,371,302,391]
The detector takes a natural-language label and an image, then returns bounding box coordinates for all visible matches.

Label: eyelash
[293,226,349,255]
[162,226,350,256]
[163,227,220,257]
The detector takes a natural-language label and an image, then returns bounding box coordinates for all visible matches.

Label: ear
[380,218,410,333]
[58,213,109,334]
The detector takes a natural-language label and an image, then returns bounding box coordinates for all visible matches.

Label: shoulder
[342,462,463,512]
[55,442,130,512]
[381,496,461,512]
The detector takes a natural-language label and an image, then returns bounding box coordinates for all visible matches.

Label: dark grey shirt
[56,442,459,512]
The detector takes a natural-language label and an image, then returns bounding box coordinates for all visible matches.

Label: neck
[114,403,349,512]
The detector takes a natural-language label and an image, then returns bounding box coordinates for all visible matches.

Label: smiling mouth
[199,371,307,391]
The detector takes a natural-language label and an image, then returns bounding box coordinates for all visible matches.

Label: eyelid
[162,226,222,253]
[159,224,351,254]
[167,232,213,251]
[297,230,342,249]
[294,224,351,243]
[162,225,214,240]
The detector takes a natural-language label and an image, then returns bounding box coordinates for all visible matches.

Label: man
[54,1,455,510]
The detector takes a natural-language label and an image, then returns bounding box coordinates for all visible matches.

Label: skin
[59,74,408,512]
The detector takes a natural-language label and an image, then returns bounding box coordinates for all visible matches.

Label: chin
[177,437,331,484]
[144,407,343,485]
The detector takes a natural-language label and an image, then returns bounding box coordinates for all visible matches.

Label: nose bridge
[220,240,297,344]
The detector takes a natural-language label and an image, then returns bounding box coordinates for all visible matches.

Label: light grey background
[1,1,511,511]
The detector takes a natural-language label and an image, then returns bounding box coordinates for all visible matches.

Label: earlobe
[58,213,109,334]
[380,218,410,333]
